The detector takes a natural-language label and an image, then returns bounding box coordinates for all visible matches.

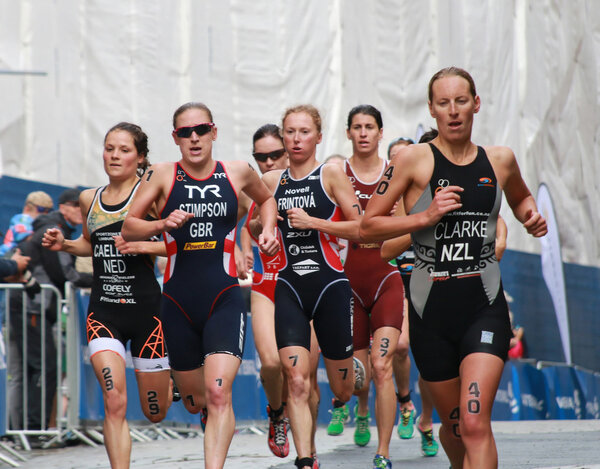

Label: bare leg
[371,326,400,458]
[202,353,241,469]
[425,377,464,468]
[393,310,415,412]
[91,351,130,469]
[280,346,313,463]
[135,369,172,423]
[251,293,283,410]
[418,376,435,429]
[308,324,320,456]
[459,353,503,469]
[171,368,204,415]
[354,347,371,416]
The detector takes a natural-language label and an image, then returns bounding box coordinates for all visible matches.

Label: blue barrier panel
[77,293,105,422]
[541,365,585,419]
[492,361,517,420]
[513,360,547,420]
[573,368,600,419]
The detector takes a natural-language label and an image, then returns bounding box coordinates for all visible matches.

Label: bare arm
[361,146,463,241]
[42,189,94,256]
[495,214,507,261]
[113,236,167,256]
[240,225,254,272]
[238,163,279,256]
[492,147,547,238]
[43,230,92,256]
[122,163,193,241]
[380,201,412,262]
[286,164,362,239]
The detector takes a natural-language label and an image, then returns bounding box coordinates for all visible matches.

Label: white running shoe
[353,357,366,390]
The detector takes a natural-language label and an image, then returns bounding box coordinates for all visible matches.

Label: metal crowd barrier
[0,283,64,465]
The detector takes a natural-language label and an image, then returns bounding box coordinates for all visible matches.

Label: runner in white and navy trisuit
[160,160,245,370]
[261,105,364,469]
[43,123,171,469]
[122,102,278,469]
[274,164,353,358]
[361,68,547,468]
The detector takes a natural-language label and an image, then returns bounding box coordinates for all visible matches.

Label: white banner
[537,183,570,363]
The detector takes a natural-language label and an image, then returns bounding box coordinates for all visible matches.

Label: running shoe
[342,403,350,423]
[294,456,314,468]
[353,404,371,447]
[327,399,348,435]
[373,453,392,469]
[353,356,366,390]
[311,452,320,469]
[397,407,415,439]
[200,407,208,432]
[267,405,289,458]
[417,418,439,457]
[171,382,181,402]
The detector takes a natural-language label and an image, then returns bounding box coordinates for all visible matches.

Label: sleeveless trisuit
[273,165,353,360]
[86,182,169,372]
[160,162,246,371]
[344,160,404,350]
[408,144,512,381]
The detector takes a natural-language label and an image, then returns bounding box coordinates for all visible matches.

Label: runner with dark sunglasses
[122,102,279,469]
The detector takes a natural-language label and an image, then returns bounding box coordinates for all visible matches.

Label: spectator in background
[0,191,53,256]
[0,250,30,280]
[8,187,92,431]
[506,293,525,359]
[1,191,51,430]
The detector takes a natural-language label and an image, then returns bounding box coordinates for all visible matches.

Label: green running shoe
[397,407,415,439]
[373,453,392,469]
[417,421,439,457]
[342,403,350,423]
[327,400,348,435]
[353,404,371,446]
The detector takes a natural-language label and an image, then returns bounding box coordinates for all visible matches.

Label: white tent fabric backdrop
[0,0,598,266]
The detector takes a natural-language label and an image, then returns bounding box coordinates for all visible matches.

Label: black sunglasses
[252,148,286,162]
[174,123,215,138]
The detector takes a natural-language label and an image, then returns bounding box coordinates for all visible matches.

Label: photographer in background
[0,250,30,280]
[8,188,92,431]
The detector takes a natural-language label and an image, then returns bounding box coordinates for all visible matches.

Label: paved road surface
[3,420,600,468]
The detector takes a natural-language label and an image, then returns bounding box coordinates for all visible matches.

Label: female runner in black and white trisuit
[43,122,171,469]
[360,67,547,469]
[261,105,365,469]
[122,102,279,469]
